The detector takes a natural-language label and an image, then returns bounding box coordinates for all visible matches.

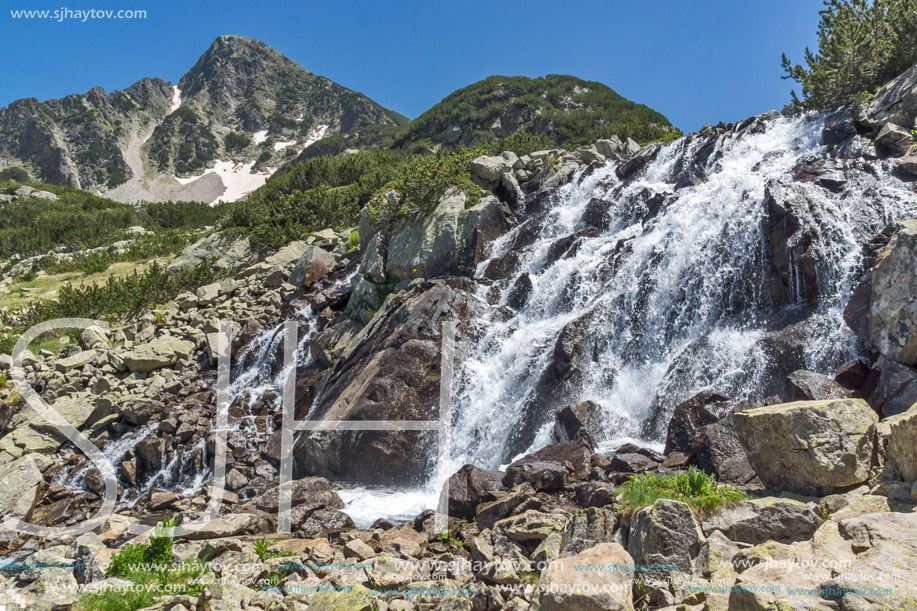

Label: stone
[502,459,568,492]
[80,325,109,349]
[553,401,601,446]
[494,510,567,543]
[876,122,915,156]
[120,336,195,372]
[701,497,820,545]
[733,398,877,492]
[470,155,513,186]
[343,538,376,560]
[537,543,634,610]
[784,369,854,401]
[289,246,336,288]
[0,455,45,521]
[184,513,272,540]
[663,391,728,455]
[573,481,616,509]
[385,188,466,281]
[476,483,535,530]
[696,530,739,579]
[627,500,703,575]
[844,220,917,366]
[446,464,503,518]
[867,356,917,417]
[561,507,617,556]
[168,231,256,273]
[55,349,101,372]
[886,404,917,482]
[307,584,375,611]
[697,414,758,485]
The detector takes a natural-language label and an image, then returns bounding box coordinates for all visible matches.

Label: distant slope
[394,74,676,150]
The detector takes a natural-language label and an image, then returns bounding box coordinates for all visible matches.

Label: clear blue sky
[1,0,822,132]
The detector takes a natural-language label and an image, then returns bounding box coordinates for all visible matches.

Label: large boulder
[886,404,917,482]
[288,246,336,288]
[120,336,195,372]
[866,356,917,417]
[627,500,703,575]
[293,278,484,485]
[733,398,877,493]
[701,497,820,545]
[0,455,46,522]
[844,220,917,366]
[663,391,728,455]
[385,188,466,281]
[537,543,634,611]
[446,464,504,518]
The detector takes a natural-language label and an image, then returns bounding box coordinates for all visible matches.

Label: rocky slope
[1,64,917,611]
[0,35,407,204]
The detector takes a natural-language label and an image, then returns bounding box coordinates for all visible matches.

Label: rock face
[845,220,917,366]
[733,399,877,492]
[537,543,634,611]
[293,278,484,484]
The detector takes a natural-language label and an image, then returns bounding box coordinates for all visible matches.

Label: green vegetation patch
[618,466,751,516]
[782,0,917,109]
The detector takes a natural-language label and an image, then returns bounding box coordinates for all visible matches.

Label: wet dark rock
[867,357,917,418]
[553,401,600,448]
[582,197,612,229]
[822,107,856,145]
[502,460,568,492]
[506,273,533,309]
[664,391,729,455]
[446,464,505,519]
[835,360,871,392]
[784,369,855,402]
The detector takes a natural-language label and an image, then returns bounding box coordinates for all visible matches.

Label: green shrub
[0,167,30,182]
[782,0,917,109]
[225,131,252,152]
[618,466,750,516]
[253,538,296,561]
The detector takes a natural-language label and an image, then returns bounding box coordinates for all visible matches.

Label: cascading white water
[346,114,917,524]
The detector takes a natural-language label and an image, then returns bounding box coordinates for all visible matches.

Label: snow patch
[253,130,269,144]
[174,160,272,205]
[273,140,296,151]
[169,85,182,113]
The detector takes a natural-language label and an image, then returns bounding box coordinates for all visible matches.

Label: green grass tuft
[618,466,751,516]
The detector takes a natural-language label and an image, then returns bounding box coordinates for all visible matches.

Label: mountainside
[392,74,677,151]
[0,35,407,204]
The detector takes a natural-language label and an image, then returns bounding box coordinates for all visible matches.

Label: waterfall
[445,115,917,475]
[337,113,917,526]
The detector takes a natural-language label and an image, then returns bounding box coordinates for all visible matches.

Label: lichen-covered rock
[0,455,45,521]
[701,497,820,545]
[627,499,703,574]
[385,188,467,281]
[537,542,634,611]
[120,336,195,372]
[844,220,917,366]
[733,398,877,492]
[886,404,917,482]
